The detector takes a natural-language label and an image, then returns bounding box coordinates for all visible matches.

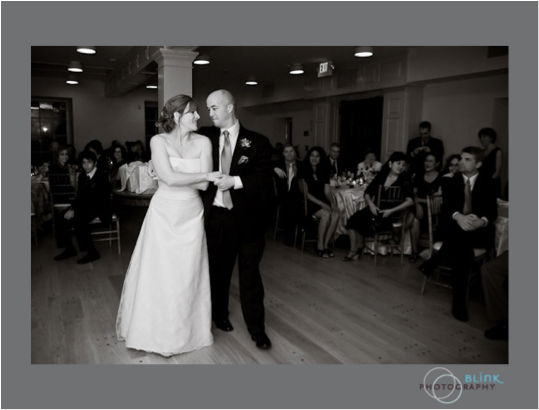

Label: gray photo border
[4,2,537,408]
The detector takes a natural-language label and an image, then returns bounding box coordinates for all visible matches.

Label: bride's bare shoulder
[149,133,169,147]
[192,133,212,147]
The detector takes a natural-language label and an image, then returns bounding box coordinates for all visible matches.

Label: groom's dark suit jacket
[199,125,274,237]
[440,171,498,248]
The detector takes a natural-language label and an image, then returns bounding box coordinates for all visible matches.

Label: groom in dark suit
[419,146,497,322]
[201,89,273,349]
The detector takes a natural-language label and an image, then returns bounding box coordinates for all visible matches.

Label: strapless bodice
[155,157,201,200]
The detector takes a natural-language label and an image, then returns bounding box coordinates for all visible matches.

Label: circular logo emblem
[423,367,463,404]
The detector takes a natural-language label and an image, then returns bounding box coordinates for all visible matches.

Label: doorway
[339,97,384,171]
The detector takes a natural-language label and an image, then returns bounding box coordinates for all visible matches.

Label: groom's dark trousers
[201,125,273,336]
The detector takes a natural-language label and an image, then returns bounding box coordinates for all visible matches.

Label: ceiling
[31,46,413,90]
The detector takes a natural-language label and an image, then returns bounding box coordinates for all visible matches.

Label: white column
[153,48,198,112]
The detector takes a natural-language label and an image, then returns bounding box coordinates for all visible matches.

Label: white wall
[421,73,509,159]
[31,76,158,153]
[193,85,313,158]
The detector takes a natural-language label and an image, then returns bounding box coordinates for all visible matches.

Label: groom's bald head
[207,89,237,130]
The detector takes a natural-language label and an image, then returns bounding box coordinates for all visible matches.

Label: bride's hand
[206,171,222,182]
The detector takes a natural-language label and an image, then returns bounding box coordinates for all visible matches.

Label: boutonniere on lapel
[238,155,249,165]
[240,138,252,150]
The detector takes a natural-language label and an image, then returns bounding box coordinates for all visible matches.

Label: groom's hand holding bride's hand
[214,174,235,191]
[206,171,223,182]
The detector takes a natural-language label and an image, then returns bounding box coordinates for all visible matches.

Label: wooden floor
[31,208,508,364]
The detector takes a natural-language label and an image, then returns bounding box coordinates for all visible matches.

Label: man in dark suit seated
[273,143,304,246]
[54,150,112,264]
[406,121,445,174]
[419,146,497,322]
[325,142,345,178]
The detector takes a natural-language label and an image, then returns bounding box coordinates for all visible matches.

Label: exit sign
[318,61,333,78]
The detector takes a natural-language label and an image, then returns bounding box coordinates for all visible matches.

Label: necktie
[221,131,233,210]
[287,162,294,191]
[86,175,91,184]
[332,160,337,175]
[463,179,472,215]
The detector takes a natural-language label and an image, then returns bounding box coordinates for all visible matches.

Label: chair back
[426,194,443,254]
[272,177,279,198]
[376,185,402,207]
[300,179,309,217]
[49,173,76,205]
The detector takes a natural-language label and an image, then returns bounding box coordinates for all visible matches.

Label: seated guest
[128,140,150,162]
[343,151,414,261]
[356,151,382,176]
[273,143,304,246]
[478,127,503,198]
[442,154,461,175]
[409,153,443,263]
[53,150,112,264]
[49,146,71,174]
[418,147,498,322]
[406,121,445,175]
[84,139,110,171]
[65,145,77,167]
[300,146,341,258]
[109,143,128,184]
[325,142,345,178]
[481,250,509,340]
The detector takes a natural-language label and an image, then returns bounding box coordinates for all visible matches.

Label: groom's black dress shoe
[251,332,272,349]
[214,319,234,332]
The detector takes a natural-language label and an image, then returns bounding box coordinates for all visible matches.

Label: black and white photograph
[31,45,509,365]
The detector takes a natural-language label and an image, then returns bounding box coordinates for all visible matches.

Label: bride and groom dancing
[116,90,273,357]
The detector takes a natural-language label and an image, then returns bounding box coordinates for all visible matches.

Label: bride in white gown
[116,95,220,357]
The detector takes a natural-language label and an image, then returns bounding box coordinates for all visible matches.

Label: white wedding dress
[116,157,213,357]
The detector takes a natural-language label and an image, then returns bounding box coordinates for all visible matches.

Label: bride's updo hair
[156,94,199,133]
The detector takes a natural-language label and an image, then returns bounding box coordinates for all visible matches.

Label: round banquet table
[31,178,52,226]
[112,189,156,207]
[330,185,366,236]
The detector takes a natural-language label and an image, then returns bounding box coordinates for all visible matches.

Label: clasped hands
[455,213,486,231]
[207,172,235,191]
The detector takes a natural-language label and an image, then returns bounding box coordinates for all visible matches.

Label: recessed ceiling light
[245,76,258,86]
[354,46,374,58]
[77,46,96,55]
[66,74,79,85]
[68,61,83,73]
[194,54,210,65]
[289,63,304,75]
[146,85,158,89]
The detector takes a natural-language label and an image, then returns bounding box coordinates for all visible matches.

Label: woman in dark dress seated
[478,127,503,198]
[409,153,443,263]
[108,143,128,185]
[48,146,71,174]
[442,154,460,176]
[343,151,414,261]
[299,146,341,258]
